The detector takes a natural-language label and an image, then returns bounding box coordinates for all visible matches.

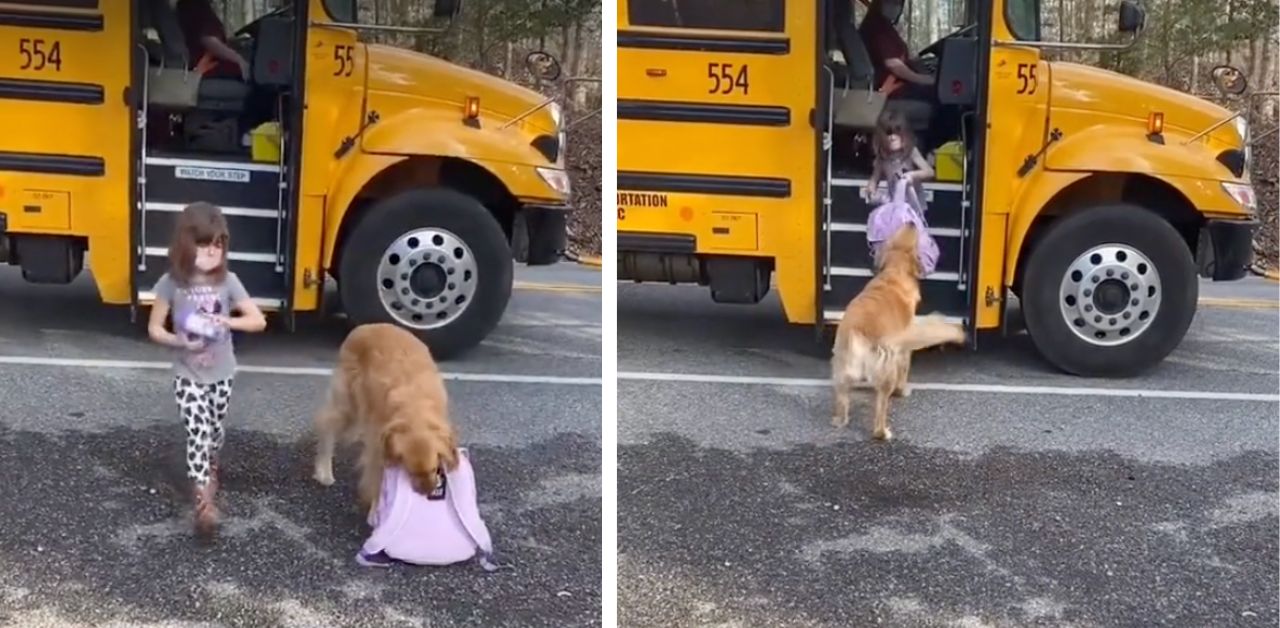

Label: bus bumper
[1199,218,1258,281]
[522,204,569,266]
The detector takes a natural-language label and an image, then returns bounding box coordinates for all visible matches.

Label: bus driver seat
[829,0,932,134]
[827,0,886,130]
[141,0,249,114]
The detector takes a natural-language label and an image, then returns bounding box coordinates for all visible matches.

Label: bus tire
[1021,204,1197,377]
[337,188,513,360]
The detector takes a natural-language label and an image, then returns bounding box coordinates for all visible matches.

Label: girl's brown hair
[872,110,915,162]
[168,201,230,286]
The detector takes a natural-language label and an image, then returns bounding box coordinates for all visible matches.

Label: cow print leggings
[174,376,234,487]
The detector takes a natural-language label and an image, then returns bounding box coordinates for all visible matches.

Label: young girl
[147,202,266,536]
[862,110,935,207]
[862,111,941,275]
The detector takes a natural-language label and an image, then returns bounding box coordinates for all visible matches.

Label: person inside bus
[175,0,250,82]
[175,0,277,148]
[858,0,951,152]
[859,0,934,93]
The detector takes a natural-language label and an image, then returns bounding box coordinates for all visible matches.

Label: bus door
[819,0,980,330]
[133,0,302,316]
[617,0,822,319]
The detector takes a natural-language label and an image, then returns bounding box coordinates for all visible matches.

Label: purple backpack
[865,177,941,276]
[356,448,507,571]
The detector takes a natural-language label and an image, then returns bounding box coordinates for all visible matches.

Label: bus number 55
[707,62,749,95]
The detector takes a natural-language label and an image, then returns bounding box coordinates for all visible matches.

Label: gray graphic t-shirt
[153,271,250,384]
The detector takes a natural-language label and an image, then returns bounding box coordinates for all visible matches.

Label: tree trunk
[1057,0,1065,42]
[569,17,588,106]
[475,0,489,71]
[1262,35,1276,90]
[923,0,933,45]
[1225,0,1234,64]
[560,23,572,78]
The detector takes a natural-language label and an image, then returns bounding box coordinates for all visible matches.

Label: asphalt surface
[618,278,1279,628]
[0,264,602,628]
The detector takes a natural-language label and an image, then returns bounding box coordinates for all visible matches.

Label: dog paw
[872,427,894,441]
[831,415,850,428]
[313,468,335,486]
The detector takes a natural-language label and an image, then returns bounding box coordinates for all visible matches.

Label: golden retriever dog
[830,224,966,440]
[311,323,459,509]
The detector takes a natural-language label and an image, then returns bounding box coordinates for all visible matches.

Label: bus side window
[627,0,786,33]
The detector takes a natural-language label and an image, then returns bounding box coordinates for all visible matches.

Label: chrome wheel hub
[1058,244,1161,347]
[377,228,477,330]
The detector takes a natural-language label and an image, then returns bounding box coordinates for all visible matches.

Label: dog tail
[885,313,966,352]
[833,327,896,382]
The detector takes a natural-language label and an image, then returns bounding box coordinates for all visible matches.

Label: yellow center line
[1198,297,1278,310]
[514,281,602,294]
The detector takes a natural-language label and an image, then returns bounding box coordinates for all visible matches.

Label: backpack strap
[891,176,910,204]
[447,448,514,572]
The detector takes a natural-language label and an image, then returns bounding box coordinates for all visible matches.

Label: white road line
[0,356,600,386]
[617,371,1280,402]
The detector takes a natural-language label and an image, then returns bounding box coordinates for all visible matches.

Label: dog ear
[382,420,409,464]
[440,430,460,471]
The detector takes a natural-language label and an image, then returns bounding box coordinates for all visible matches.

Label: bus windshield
[1004,0,1042,40]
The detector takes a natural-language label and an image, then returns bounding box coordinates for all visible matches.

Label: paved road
[0,264,602,628]
[618,278,1279,628]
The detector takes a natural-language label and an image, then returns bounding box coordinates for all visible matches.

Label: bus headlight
[537,167,571,197]
[1221,181,1256,214]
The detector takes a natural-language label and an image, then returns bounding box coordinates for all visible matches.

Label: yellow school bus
[0,0,571,358]
[617,0,1258,376]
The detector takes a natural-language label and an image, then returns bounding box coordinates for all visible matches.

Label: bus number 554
[707,62,749,95]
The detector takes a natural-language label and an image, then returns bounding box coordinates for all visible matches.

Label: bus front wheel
[337,188,514,360]
[1021,204,1197,378]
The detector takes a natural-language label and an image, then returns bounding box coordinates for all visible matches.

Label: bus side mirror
[1118,0,1145,33]
[526,50,562,82]
[434,0,461,19]
[1211,65,1248,96]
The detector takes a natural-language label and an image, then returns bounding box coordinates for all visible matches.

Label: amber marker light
[1147,112,1164,135]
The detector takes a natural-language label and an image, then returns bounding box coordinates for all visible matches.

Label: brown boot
[193,481,219,538]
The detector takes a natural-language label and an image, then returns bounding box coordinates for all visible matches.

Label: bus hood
[364,44,555,133]
[1049,62,1238,142]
